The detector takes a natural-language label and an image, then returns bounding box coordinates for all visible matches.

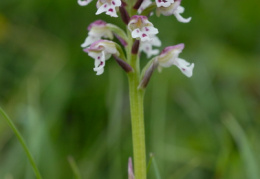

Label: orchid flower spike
[157,0,191,23]
[81,20,113,48]
[78,0,93,6]
[84,40,119,75]
[128,15,159,42]
[156,43,194,77]
[96,0,122,17]
[128,157,135,179]
[140,35,161,58]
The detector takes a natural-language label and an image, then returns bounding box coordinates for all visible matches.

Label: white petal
[95,68,104,75]
[104,53,112,60]
[159,58,174,67]
[140,33,151,41]
[145,47,160,58]
[88,51,101,59]
[81,36,100,48]
[88,27,106,37]
[138,0,152,14]
[174,6,191,23]
[96,3,109,15]
[98,41,118,55]
[151,36,161,46]
[93,51,106,75]
[112,0,121,6]
[105,7,118,17]
[176,6,185,13]
[144,26,159,36]
[174,58,194,77]
[174,13,191,23]
[96,3,118,17]
[131,28,142,39]
[78,0,92,6]
[140,39,160,58]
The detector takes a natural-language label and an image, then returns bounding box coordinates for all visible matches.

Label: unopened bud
[113,55,133,73]
[133,0,144,10]
[119,6,130,25]
[139,60,158,89]
[131,40,140,54]
[115,33,128,47]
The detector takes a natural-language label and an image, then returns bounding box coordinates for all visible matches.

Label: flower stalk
[127,53,147,179]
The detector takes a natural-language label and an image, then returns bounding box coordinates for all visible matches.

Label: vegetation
[0,0,259,178]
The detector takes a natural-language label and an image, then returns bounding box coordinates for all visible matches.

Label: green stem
[127,44,147,178]
[0,107,42,179]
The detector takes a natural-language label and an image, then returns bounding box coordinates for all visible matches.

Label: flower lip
[87,20,107,31]
[96,0,122,17]
[128,15,158,42]
[160,43,184,55]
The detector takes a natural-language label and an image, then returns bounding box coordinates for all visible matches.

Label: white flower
[157,0,191,23]
[138,0,152,14]
[84,40,119,75]
[81,20,113,48]
[96,0,122,17]
[155,0,174,8]
[128,15,158,42]
[78,0,93,6]
[156,43,194,77]
[140,35,161,58]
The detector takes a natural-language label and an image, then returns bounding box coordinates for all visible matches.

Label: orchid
[157,0,191,23]
[96,0,122,17]
[78,1,194,179]
[84,40,119,75]
[128,15,158,42]
[81,20,113,48]
[139,35,161,58]
[156,43,194,77]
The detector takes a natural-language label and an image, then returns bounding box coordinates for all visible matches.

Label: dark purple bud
[122,1,127,7]
[114,33,128,47]
[131,40,140,55]
[139,60,158,89]
[113,55,133,73]
[133,0,144,10]
[119,6,130,25]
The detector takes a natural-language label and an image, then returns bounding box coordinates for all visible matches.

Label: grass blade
[0,107,42,179]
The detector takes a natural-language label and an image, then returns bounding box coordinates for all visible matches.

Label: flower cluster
[78,1,195,177]
[78,0,194,78]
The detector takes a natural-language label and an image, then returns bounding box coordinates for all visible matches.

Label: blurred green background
[0,0,260,178]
